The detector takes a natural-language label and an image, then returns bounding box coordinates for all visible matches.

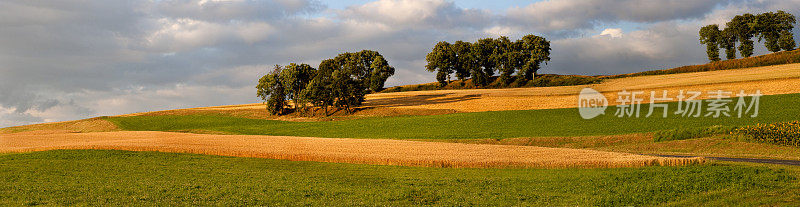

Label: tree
[330,66,365,114]
[451,40,474,81]
[256,65,287,115]
[756,12,783,52]
[470,38,497,86]
[259,51,395,116]
[779,30,796,51]
[776,10,797,51]
[494,36,523,85]
[368,55,395,92]
[323,50,395,93]
[520,34,551,81]
[720,27,738,60]
[424,35,552,87]
[302,59,336,115]
[467,47,489,86]
[280,63,316,111]
[699,24,722,62]
[727,13,757,57]
[425,41,456,85]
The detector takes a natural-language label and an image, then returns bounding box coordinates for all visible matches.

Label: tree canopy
[425,41,456,85]
[699,24,722,62]
[256,50,395,116]
[425,35,551,87]
[703,11,796,61]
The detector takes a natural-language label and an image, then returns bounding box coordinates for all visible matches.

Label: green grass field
[1,150,798,206]
[107,93,800,139]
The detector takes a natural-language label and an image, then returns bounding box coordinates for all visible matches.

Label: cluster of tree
[700,11,796,62]
[256,50,395,115]
[425,35,551,86]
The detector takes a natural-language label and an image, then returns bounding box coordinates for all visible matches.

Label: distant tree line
[257,50,395,115]
[425,35,551,87]
[700,10,796,62]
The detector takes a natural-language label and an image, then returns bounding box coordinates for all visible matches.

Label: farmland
[105,93,800,139]
[0,131,700,169]
[2,59,800,205]
[1,150,798,206]
[107,63,800,119]
[5,2,800,205]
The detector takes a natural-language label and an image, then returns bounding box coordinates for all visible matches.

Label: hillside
[382,49,800,93]
[86,62,800,121]
[3,62,800,135]
[3,60,800,169]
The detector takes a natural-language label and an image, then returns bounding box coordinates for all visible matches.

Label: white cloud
[599,28,623,38]
[483,26,515,37]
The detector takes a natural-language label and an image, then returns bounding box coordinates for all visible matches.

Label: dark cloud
[506,0,728,32]
[156,0,325,22]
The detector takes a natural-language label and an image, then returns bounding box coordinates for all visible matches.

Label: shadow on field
[364,93,481,107]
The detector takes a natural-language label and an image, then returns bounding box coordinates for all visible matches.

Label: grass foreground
[1,150,799,206]
[107,93,800,139]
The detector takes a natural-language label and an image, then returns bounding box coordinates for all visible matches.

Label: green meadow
[1,150,798,206]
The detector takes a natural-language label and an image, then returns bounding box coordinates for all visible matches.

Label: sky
[1,0,799,127]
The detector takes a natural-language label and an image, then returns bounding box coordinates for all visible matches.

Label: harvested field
[117,63,800,118]
[365,63,800,112]
[0,131,702,168]
[0,117,118,134]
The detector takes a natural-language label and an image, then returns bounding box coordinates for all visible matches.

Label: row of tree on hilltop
[699,11,796,62]
[425,35,551,87]
[256,50,395,115]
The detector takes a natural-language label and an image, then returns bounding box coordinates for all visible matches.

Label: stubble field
[0,131,701,168]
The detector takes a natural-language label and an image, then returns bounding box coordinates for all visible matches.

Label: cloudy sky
[1,0,798,127]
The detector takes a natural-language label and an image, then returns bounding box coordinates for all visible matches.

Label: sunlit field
[107,93,800,139]
[1,150,797,206]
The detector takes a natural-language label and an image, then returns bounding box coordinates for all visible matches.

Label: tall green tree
[756,11,782,52]
[494,36,523,85]
[330,66,365,114]
[699,24,722,62]
[280,63,316,111]
[425,41,456,85]
[727,13,757,57]
[779,30,796,51]
[329,50,395,92]
[451,40,474,81]
[520,34,551,81]
[368,55,395,92]
[302,59,337,115]
[776,10,797,51]
[329,50,393,113]
[720,27,738,60]
[256,65,287,115]
[470,38,497,86]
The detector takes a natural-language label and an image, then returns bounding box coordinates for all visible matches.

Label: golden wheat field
[0,130,702,168]
[364,63,800,113]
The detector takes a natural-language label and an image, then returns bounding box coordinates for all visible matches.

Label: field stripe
[0,131,702,169]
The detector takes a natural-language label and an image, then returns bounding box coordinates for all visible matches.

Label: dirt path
[0,131,701,168]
